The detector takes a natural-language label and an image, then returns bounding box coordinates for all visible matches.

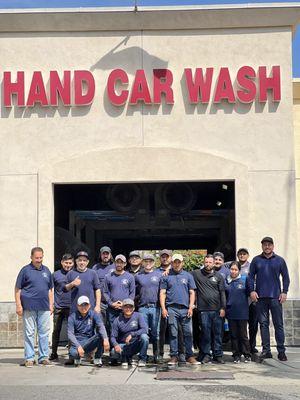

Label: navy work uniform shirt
[111,311,147,347]
[53,268,71,309]
[248,253,290,298]
[103,271,135,307]
[15,263,53,311]
[66,268,101,312]
[135,269,163,307]
[92,262,115,299]
[68,309,108,348]
[160,269,196,308]
[225,275,249,320]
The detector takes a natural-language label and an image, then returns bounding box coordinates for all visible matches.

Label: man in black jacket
[192,254,226,364]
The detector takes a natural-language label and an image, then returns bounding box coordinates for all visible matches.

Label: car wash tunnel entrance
[54,181,236,269]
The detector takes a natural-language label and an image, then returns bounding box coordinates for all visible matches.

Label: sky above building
[0,0,299,76]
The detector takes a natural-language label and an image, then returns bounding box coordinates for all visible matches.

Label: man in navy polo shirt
[49,253,74,361]
[111,298,149,367]
[160,254,199,366]
[135,253,162,363]
[92,246,115,323]
[249,237,290,361]
[15,247,54,367]
[65,251,101,314]
[103,254,135,333]
[67,295,110,367]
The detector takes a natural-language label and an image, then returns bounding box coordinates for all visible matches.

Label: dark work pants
[51,307,70,355]
[248,302,259,351]
[159,314,185,356]
[256,298,285,354]
[228,319,251,357]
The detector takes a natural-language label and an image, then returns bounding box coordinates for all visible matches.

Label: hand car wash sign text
[3,66,281,108]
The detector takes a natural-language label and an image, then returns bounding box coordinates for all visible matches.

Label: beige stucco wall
[0,9,299,301]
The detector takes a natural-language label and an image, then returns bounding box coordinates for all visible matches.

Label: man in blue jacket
[249,237,290,361]
[110,298,149,367]
[67,295,110,367]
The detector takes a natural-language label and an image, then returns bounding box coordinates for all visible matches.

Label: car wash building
[0,3,300,347]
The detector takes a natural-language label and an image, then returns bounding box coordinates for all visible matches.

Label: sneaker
[186,356,201,365]
[259,352,273,361]
[251,348,259,354]
[93,358,103,367]
[214,356,225,364]
[201,355,212,364]
[233,356,241,364]
[278,352,288,361]
[244,356,251,363]
[178,354,186,364]
[49,353,58,361]
[64,358,74,366]
[167,356,178,366]
[74,359,81,367]
[157,355,164,364]
[121,361,129,367]
[39,359,52,366]
[24,360,34,368]
[138,360,146,367]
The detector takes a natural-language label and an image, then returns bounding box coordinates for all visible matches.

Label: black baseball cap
[75,251,89,259]
[237,248,249,255]
[261,237,274,244]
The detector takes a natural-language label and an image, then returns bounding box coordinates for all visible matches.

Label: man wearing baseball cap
[110,298,149,367]
[160,254,199,365]
[249,237,290,361]
[92,246,115,323]
[135,253,162,363]
[127,250,143,275]
[103,255,135,334]
[67,296,110,367]
[65,251,101,314]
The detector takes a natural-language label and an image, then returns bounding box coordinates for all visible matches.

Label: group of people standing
[15,236,290,368]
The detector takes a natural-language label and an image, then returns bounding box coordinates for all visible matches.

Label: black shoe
[64,358,74,366]
[233,356,241,364]
[49,354,58,361]
[244,356,251,363]
[278,352,288,361]
[214,356,225,364]
[201,355,212,364]
[251,348,259,354]
[259,352,273,361]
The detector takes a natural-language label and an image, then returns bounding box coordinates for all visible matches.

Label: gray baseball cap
[159,249,172,256]
[115,254,126,263]
[100,246,112,254]
[122,298,134,307]
[129,250,141,258]
[143,253,155,261]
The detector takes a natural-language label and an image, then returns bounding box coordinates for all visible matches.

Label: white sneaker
[93,358,103,367]
[121,361,129,367]
[138,360,146,367]
[74,359,81,367]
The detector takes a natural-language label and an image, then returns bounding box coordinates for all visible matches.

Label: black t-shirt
[192,268,226,311]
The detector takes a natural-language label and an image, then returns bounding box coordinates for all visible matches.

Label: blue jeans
[256,298,285,353]
[23,310,50,362]
[199,311,223,357]
[111,334,149,362]
[168,306,193,358]
[69,333,104,360]
[107,307,122,336]
[139,306,160,343]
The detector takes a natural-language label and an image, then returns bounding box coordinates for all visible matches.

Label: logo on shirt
[122,279,129,287]
[88,318,92,325]
[42,272,48,279]
[130,320,138,328]
[210,277,217,283]
[181,278,188,285]
[237,283,244,289]
[151,276,159,283]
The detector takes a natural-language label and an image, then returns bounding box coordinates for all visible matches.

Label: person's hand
[112,301,122,309]
[77,346,85,358]
[250,291,259,302]
[16,304,23,317]
[114,345,121,353]
[162,268,170,276]
[103,339,110,352]
[187,307,194,318]
[161,308,168,318]
[219,309,225,318]
[94,305,101,314]
[279,293,287,304]
[125,335,132,344]
[72,276,81,287]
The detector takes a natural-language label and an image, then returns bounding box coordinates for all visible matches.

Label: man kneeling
[111,298,149,367]
[67,296,109,367]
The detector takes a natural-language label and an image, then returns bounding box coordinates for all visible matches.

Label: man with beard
[192,254,226,364]
[92,246,115,323]
[49,253,74,361]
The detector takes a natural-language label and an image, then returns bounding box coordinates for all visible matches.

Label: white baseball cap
[77,296,90,305]
[172,254,183,262]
